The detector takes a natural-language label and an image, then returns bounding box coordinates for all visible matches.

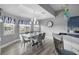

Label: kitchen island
[63,33,79,55]
[53,33,79,55]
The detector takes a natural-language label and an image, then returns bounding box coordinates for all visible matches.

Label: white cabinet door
[64,40,73,52]
[64,36,79,55]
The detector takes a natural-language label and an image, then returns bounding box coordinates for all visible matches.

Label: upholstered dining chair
[19,34,30,48]
[41,33,46,42]
[32,33,43,47]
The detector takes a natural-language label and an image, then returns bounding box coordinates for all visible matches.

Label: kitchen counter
[53,33,79,55]
[63,35,79,54]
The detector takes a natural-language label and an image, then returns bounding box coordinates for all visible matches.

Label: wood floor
[1,38,57,55]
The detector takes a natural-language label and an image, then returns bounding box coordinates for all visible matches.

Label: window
[19,20,31,34]
[34,20,40,32]
[2,16,15,35]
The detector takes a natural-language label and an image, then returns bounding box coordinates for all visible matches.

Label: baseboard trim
[0,39,20,48]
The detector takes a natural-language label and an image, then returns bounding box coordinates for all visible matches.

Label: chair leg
[36,42,39,48]
[44,40,45,43]
[20,42,23,48]
[32,40,35,46]
[39,40,42,46]
[24,42,27,52]
[24,43,25,48]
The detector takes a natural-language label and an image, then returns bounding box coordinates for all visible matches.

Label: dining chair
[19,34,30,48]
[53,36,76,55]
[38,34,43,46]
[32,40,39,47]
[41,33,46,42]
[32,34,42,47]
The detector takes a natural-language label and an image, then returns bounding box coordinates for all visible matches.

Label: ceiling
[39,4,66,16]
[67,4,79,17]
[50,4,79,17]
[40,4,79,17]
[0,4,55,20]
[50,4,66,11]
[0,4,79,21]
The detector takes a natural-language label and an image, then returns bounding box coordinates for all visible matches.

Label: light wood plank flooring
[1,38,57,55]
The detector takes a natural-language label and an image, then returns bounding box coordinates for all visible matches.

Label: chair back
[38,34,42,40]
[42,33,46,40]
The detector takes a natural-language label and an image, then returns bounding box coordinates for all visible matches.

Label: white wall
[40,12,68,39]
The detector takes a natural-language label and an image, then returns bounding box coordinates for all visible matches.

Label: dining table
[22,32,42,42]
[22,32,43,47]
